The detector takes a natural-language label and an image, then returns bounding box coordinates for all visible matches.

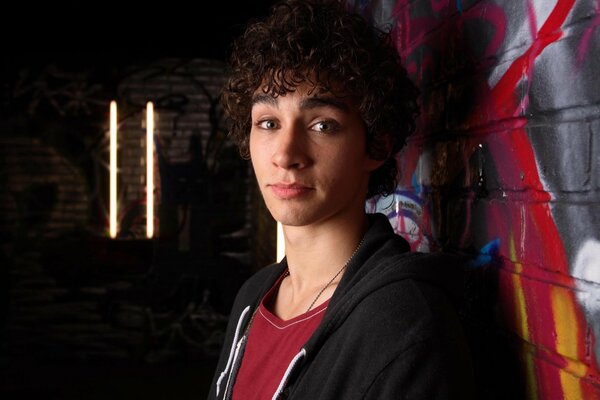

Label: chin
[270,208,322,227]
[273,215,313,227]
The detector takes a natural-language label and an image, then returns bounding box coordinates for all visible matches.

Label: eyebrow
[300,97,350,112]
[251,93,350,113]
[251,93,278,107]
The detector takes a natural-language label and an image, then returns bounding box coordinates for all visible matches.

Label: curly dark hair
[221,0,419,198]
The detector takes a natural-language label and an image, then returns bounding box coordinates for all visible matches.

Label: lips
[268,183,314,199]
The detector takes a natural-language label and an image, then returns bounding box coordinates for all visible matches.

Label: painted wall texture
[352,0,600,398]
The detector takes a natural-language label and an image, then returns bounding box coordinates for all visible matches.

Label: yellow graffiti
[551,286,587,399]
[523,350,539,400]
[559,369,583,400]
[509,236,528,340]
[509,236,538,399]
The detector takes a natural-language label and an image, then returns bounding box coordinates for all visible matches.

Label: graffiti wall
[352,0,600,398]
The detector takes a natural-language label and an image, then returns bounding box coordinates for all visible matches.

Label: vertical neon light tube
[109,101,118,238]
[146,102,154,239]
[277,221,285,262]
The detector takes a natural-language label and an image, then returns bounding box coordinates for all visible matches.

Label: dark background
[1,1,276,399]
[4,0,276,67]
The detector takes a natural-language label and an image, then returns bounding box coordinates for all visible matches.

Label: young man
[208,0,474,398]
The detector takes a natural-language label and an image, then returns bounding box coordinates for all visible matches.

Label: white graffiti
[573,239,600,359]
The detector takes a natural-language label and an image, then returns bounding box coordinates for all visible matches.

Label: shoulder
[356,276,474,399]
[352,278,451,335]
[350,276,471,368]
[367,249,469,311]
[317,277,473,398]
[343,251,469,348]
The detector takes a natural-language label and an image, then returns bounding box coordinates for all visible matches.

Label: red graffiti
[388,0,599,397]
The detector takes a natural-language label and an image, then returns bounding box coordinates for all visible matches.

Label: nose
[272,123,310,170]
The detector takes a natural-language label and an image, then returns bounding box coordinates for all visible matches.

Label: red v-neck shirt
[232,273,329,400]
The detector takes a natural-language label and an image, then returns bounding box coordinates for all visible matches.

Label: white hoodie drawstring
[216,305,251,397]
[222,336,247,398]
[272,348,307,400]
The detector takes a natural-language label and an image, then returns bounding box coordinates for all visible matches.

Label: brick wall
[0,137,90,239]
[355,0,600,398]
[115,58,251,253]
[0,57,255,366]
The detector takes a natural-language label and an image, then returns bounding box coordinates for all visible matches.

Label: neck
[272,212,369,320]
[282,213,369,293]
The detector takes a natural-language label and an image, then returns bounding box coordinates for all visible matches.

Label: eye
[256,119,279,130]
[311,120,339,133]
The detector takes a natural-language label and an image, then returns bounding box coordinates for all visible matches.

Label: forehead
[251,83,356,113]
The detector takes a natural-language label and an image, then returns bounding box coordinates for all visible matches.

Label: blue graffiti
[469,238,500,268]
[411,173,421,195]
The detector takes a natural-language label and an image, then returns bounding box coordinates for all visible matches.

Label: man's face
[249,84,383,229]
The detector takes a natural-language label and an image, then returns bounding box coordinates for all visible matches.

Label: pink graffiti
[577,0,600,66]
[430,0,448,13]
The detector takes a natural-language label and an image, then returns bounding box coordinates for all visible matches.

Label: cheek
[325,145,372,175]
[250,154,265,180]
[320,152,363,186]
[249,134,263,165]
[249,138,261,175]
[248,131,257,156]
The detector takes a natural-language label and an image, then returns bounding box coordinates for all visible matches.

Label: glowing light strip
[146,102,154,238]
[277,221,285,262]
[109,101,118,238]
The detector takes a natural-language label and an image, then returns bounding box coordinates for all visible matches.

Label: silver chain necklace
[285,235,365,314]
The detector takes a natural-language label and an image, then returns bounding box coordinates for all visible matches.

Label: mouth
[268,183,314,200]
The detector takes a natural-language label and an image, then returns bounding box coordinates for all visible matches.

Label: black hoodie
[208,213,474,399]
